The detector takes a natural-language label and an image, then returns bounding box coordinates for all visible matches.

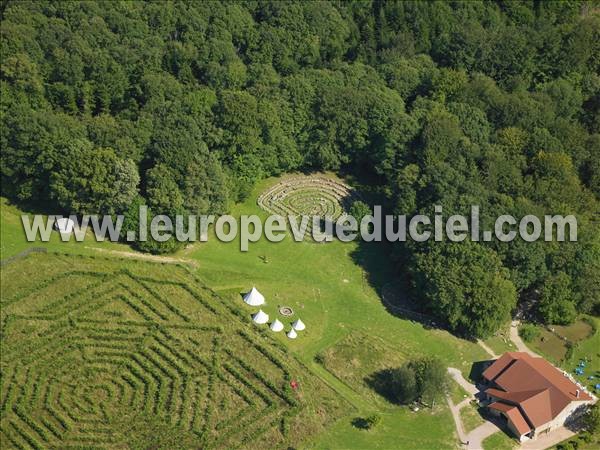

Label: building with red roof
[482,352,594,441]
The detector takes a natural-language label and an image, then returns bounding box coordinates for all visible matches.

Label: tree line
[1,1,598,337]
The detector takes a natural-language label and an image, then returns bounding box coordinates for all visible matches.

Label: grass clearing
[527,317,599,395]
[0,252,347,449]
[554,320,594,342]
[1,174,491,449]
[459,403,485,433]
[450,381,470,405]
[482,430,517,450]
[530,328,569,362]
[483,326,516,355]
[0,197,139,260]
[182,175,488,447]
[306,406,457,450]
[316,331,407,405]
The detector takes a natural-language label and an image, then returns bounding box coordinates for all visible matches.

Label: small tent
[287,328,297,339]
[55,217,75,235]
[252,309,269,324]
[291,319,306,331]
[270,319,284,332]
[243,287,265,306]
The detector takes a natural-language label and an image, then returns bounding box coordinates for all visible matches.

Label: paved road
[467,421,502,450]
[509,320,540,357]
[519,426,575,450]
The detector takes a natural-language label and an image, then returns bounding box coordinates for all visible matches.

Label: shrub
[352,414,381,430]
[519,323,540,342]
[365,414,382,429]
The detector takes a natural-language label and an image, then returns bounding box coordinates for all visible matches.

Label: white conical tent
[291,319,306,331]
[286,328,297,339]
[55,217,75,234]
[252,309,269,324]
[270,319,284,332]
[243,287,265,306]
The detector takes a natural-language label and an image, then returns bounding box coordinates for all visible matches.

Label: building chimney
[576,389,580,398]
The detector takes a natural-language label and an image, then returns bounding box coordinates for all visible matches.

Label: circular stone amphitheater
[257,175,358,233]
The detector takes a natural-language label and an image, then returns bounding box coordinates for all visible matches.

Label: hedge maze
[257,175,358,237]
[0,253,345,449]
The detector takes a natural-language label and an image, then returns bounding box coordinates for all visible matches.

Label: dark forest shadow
[349,239,442,331]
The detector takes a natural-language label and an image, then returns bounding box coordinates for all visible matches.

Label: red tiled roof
[482,352,520,380]
[485,387,546,404]
[484,352,591,430]
[489,401,532,435]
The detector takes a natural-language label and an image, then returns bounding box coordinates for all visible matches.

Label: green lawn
[1,175,490,448]
[482,430,517,450]
[0,197,135,259]
[0,252,347,449]
[459,403,485,433]
[305,407,457,450]
[528,317,599,393]
[181,176,488,447]
[450,381,470,405]
[315,331,408,406]
[530,327,569,362]
[483,326,516,356]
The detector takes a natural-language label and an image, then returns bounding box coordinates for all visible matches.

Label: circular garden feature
[279,306,294,316]
[257,175,359,240]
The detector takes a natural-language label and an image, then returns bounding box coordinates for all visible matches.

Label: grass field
[530,327,569,361]
[181,175,489,448]
[315,331,408,406]
[483,326,516,356]
[0,252,347,449]
[459,403,485,433]
[528,317,599,393]
[482,430,517,450]
[450,381,470,405]
[0,173,492,449]
[0,198,135,260]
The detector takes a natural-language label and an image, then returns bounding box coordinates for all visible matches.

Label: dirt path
[519,426,575,450]
[466,421,503,450]
[509,320,540,357]
[447,396,469,445]
[447,367,505,449]
[84,247,199,267]
[477,339,499,359]
[448,367,479,396]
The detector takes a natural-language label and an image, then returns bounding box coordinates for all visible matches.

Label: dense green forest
[1,1,599,338]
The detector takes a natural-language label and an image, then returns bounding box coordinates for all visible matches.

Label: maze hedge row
[0,253,346,449]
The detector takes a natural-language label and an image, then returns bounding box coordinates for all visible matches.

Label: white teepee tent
[55,217,75,234]
[286,328,297,339]
[252,309,269,324]
[291,319,306,331]
[270,319,284,332]
[243,287,265,306]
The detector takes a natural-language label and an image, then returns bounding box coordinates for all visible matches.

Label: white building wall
[533,400,592,436]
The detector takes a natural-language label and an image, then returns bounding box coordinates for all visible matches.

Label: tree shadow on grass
[363,368,401,405]
[351,417,370,430]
